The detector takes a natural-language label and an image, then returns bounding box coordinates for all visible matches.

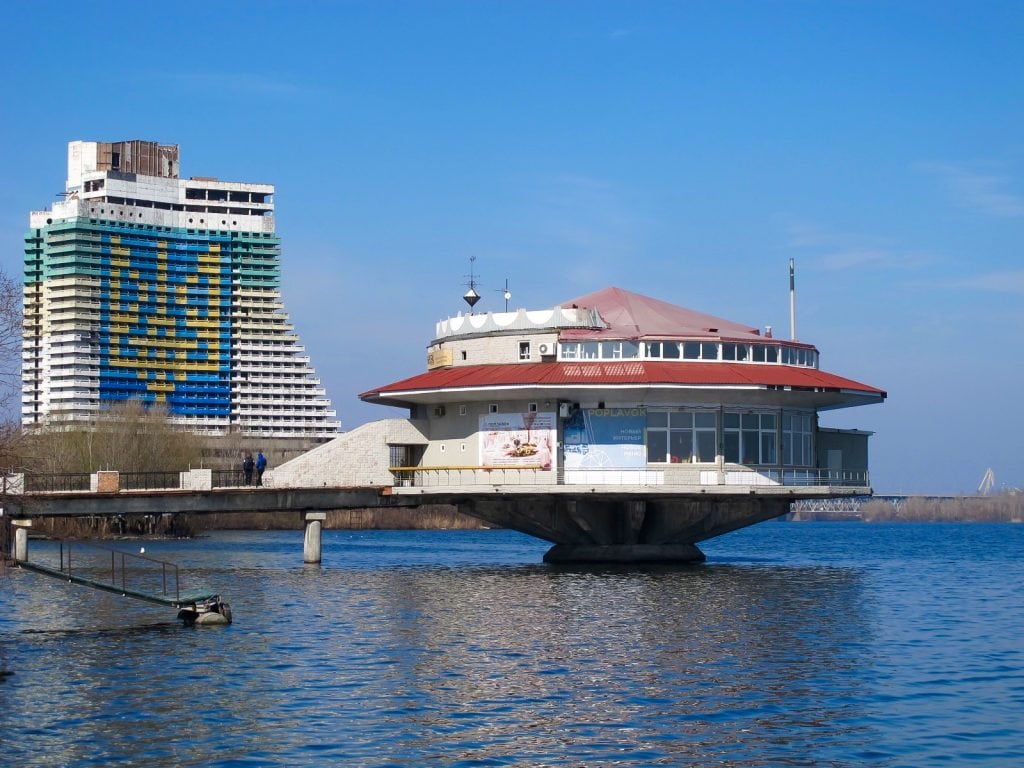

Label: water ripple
[2,525,1023,766]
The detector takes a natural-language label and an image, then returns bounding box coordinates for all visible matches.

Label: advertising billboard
[479,412,557,468]
[563,408,646,469]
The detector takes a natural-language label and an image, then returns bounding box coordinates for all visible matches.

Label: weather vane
[463,255,481,311]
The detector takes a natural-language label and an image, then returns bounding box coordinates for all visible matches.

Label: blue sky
[2,1,1022,494]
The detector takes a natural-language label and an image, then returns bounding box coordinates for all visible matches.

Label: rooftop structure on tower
[22,139,339,437]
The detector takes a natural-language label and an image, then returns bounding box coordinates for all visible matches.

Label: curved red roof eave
[360,361,886,404]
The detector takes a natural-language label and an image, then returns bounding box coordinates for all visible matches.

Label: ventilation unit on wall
[433,405,446,418]
[538,343,554,356]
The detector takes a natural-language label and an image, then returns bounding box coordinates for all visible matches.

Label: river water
[1,523,1022,767]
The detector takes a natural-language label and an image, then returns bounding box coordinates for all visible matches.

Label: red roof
[361,361,886,404]
[362,288,884,409]
[560,287,773,342]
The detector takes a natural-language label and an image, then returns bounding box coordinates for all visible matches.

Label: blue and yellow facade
[23,139,338,437]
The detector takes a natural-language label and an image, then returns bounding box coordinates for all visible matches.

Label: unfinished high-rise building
[23,139,339,437]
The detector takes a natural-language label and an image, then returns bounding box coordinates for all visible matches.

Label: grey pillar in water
[13,522,29,562]
[303,512,326,564]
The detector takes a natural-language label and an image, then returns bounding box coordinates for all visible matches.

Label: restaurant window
[609,341,640,359]
[651,341,681,359]
[783,411,813,466]
[682,342,718,360]
[723,411,777,465]
[646,410,717,463]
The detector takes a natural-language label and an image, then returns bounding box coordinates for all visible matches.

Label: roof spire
[463,255,481,311]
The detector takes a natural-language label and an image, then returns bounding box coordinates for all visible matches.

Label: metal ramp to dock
[14,538,220,610]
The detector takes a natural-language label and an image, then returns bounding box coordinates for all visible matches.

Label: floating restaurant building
[362,286,883,485]
[22,140,339,437]
[274,286,885,561]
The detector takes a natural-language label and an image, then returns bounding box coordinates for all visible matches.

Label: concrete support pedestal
[303,512,326,564]
[13,521,30,562]
[459,494,792,564]
[543,543,706,564]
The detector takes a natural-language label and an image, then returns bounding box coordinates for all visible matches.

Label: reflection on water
[1,526,1022,767]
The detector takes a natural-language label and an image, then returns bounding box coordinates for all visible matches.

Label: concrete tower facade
[22,139,339,437]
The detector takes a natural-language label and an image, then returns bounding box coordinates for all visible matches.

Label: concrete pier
[3,479,847,564]
[303,512,326,564]
[458,494,793,563]
[13,520,30,562]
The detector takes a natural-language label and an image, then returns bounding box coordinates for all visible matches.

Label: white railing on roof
[434,305,604,340]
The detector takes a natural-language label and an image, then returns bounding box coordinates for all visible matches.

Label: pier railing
[12,468,265,494]
[120,471,186,491]
[391,465,869,489]
[23,473,92,493]
[13,465,870,494]
[391,465,547,487]
[212,469,246,488]
[770,468,870,487]
[48,539,184,603]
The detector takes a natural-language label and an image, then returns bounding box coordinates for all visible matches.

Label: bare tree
[0,268,22,566]
[16,400,204,474]
[0,270,21,411]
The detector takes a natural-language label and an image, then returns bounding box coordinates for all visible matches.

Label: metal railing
[18,469,276,493]
[773,468,870,487]
[120,471,184,491]
[54,539,183,602]
[23,473,92,493]
[391,465,548,488]
[212,469,246,488]
[211,469,270,488]
[390,465,869,489]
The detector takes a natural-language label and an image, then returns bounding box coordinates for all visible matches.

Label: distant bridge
[790,494,961,519]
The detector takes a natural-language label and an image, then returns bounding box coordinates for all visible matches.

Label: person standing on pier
[256,451,267,486]
[242,453,254,486]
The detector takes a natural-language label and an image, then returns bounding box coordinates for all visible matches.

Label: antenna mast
[463,256,481,311]
[497,277,512,312]
[789,257,797,341]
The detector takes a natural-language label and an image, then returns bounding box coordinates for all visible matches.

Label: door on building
[827,449,843,484]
